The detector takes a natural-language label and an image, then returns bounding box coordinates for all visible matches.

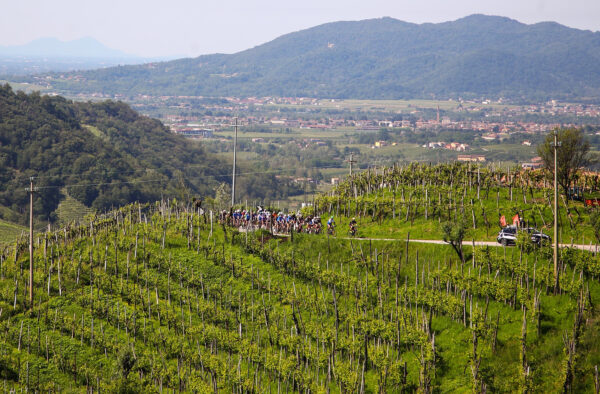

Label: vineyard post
[553,132,561,293]
[425,189,428,220]
[231,117,238,207]
[477,167,480,200]
[509,167,513,201]
[26,176,37,309]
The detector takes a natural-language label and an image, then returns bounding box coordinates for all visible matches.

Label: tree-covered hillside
[26,15,600,101]
[0,85,300,226]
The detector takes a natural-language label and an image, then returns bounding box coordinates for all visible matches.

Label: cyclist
[349,217,357,236]
[311,216,322,234]
[327,216,336,235]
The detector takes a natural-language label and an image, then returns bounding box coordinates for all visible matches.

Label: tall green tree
[537,128,590,197]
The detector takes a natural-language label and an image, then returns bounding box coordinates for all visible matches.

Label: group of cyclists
[218,207,358,236]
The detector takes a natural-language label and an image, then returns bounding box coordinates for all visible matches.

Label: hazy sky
[2,0,599,58]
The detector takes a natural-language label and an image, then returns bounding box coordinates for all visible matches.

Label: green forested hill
[0,85,298,226]
[28,14,600,101]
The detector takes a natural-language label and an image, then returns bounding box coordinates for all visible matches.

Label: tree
[118,346,136,379]
[537,128,590,197]
[214,182,231,210]
[441,220,467,262]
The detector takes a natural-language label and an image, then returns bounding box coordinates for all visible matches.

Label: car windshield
[504,228,516,234]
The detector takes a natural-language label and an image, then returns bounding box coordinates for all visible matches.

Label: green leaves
[117,346,136,379]
[441,219,468,262]
[1,195,600,391]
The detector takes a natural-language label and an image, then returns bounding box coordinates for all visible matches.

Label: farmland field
[268,98,520,112]
[0,80,48,94]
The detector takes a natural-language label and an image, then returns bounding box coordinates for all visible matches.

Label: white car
[497,226,550,246]
[497,226,518,246]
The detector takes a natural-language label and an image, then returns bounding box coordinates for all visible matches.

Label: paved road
[338,237,597,252]
[252,228,596,252]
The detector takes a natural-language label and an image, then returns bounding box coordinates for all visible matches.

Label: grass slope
[0,218,25,245]
[55,192,94,226]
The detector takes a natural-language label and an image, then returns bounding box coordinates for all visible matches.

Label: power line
[11,160,359,185]
[34,178,168,190]
[12,163,224,183]
[25,166,349,191]
[12,145,398,186]
[10,155,394,192]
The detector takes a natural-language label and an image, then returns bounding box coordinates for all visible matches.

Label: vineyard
[314,162,600,243]
[0,163,600,392]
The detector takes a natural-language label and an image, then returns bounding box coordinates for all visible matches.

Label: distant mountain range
[0,37,137,59]
[16,15,600,101]
[0,37,175,75]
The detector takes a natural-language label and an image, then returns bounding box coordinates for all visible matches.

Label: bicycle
[348,225,357,237]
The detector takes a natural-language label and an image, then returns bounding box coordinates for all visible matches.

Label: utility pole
[553,132,561,292]
[26,177,37,309]
[231,117,238,207]
[348,153,356,176]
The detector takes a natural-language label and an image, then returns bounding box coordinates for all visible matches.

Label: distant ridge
[0,37,181,75]
[24,15,600,101]
[0,37,137,59]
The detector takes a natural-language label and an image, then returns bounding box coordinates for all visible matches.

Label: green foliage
[589,210,600,243]
[537,128,591,196]
[2,160,600,391]
[0,218,26,244]
[214,183,231,211]
[0,195,598,391]
[55,191,94,226]
[442,219,468,262]
[0,85,298,226]
[515,232,538,254]
[118,346,136,379]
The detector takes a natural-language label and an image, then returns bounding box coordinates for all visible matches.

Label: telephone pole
[26,177,37,309]
[553,132,561,292]
[231,117,238,207]
[348,153,356,176]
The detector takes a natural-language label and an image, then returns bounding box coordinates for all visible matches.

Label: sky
[2,0,599,58]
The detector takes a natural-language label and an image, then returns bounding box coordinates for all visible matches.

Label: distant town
[38,88,600,180]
